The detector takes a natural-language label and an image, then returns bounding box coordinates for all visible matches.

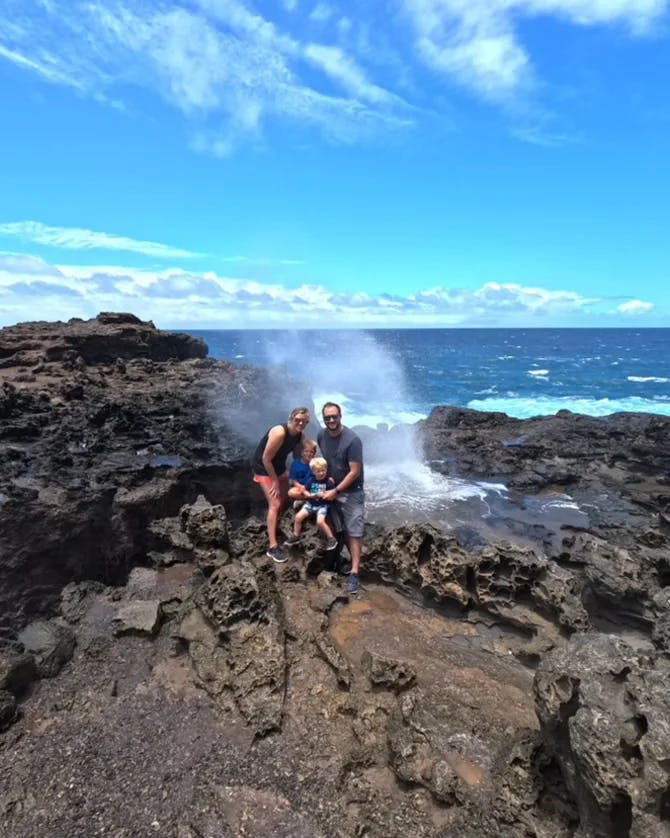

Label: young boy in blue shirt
[285,457,338,551]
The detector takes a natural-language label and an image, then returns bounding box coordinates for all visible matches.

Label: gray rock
[60,580,106,624]
[112,600,162,636]
[0,689,18,730]
[535,633,670,837]
[17,620,75,678]
[0,640,37,694]
[361,650,416,692]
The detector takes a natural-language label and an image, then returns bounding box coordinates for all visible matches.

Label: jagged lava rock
[0,313,312,630]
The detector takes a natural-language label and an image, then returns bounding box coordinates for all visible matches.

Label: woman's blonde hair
[290,406,310,420]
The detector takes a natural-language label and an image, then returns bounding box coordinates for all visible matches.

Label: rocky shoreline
[1,314,669,837]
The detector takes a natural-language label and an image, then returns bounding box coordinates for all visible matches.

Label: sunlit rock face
[1,314,670,837]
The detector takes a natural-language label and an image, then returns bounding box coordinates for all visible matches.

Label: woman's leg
[258,480,283,548]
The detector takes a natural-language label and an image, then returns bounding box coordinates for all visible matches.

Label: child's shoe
[285,534,301,547]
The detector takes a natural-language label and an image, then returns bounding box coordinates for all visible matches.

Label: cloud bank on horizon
[0,0,668,328]
[0,240,656,329]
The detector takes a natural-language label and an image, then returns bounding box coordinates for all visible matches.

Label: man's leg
[347,536,361,574]
[343,491,364,588]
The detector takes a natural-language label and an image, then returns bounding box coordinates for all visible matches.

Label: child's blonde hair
[309,456,327,472]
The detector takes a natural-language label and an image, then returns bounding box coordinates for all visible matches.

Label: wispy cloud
[0,1,415,154]
[0,222,202,259]
[1,0,665,153]
[0,253,658,328]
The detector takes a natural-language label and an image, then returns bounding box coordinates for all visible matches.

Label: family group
[252,403,364,595]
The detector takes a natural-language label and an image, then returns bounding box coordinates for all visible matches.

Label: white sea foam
[627,376,670,384]
[468,395,670,419]
[365,460,506,524]
[528,369,549,377]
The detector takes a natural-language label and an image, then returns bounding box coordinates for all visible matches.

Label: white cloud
[0,221,202,259]
[2,0,663,152]
[617,298,654,314]
[0,253,645,329]
[303,43,400,105]
[402,0,666,99]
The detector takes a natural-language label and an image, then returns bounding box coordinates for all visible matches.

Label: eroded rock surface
[0,313,312,630]
[2,315,670,838]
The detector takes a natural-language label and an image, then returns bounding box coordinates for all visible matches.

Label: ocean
[187,327,669,530]
[188,328,670,426]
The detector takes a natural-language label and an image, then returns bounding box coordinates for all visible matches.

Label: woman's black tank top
[252,423,300,476]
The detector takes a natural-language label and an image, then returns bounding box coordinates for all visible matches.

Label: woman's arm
[262,425,286,496]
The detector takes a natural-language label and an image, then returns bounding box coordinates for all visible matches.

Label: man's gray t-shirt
[317,427,364,490]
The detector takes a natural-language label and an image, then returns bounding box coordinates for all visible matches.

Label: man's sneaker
[285,534,301,547]
[266,546,287,563]
[347,573,360,595]
[325,537,338,552]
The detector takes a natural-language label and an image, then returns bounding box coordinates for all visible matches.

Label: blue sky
[0,0,669,329]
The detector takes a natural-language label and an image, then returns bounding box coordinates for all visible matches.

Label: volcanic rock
[2,314,670,837]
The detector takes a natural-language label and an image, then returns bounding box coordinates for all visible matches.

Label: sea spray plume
[243,329,414,430]
[207,355,314,447]
[227,329,501,526]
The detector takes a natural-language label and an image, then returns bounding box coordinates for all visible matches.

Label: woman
[252,406,310,563]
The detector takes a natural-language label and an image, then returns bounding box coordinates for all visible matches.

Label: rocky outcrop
[535,633,670,838]
[2,315,670,837]
[0,311,207,367]
[0,314,312,631]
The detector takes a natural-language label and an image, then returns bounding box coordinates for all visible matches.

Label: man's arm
[323,460,361,500]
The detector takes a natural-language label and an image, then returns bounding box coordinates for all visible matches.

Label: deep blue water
[187,328,670,426]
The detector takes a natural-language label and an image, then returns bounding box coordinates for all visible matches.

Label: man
[317,402,364,594]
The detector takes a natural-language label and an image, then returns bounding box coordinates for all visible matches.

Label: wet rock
[16,620,75,678]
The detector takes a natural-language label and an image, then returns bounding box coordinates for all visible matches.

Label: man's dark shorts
[329,489,365,538]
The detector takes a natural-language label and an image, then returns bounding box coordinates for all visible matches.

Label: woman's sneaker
[266,545,287,563]
[285,534,301,547]
[347,573,360,595]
